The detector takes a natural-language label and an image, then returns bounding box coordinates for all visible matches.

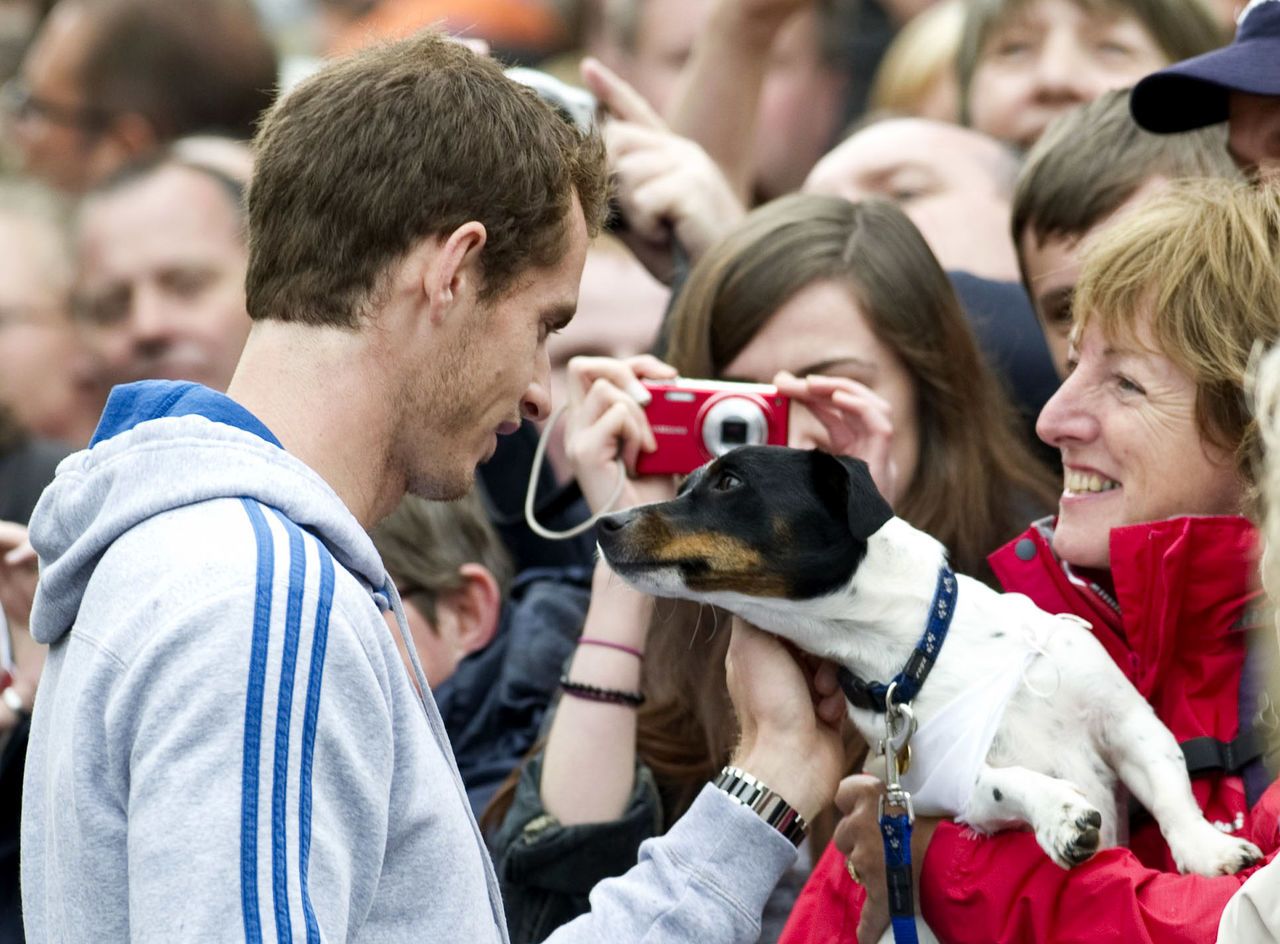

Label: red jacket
[781,516,1279,944]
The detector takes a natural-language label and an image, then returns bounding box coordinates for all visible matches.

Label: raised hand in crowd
[581,58,744,284]
[666,0,818,199]
[772,371,900,506]
[0,521,41,732]
[0,523,37,629]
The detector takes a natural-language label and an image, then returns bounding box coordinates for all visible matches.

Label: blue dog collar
[838,566,957,713]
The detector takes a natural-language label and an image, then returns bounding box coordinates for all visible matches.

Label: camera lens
[701,396,768,457]
[720,419,749,445]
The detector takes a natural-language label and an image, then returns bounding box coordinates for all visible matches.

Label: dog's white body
[616,516,1261,943]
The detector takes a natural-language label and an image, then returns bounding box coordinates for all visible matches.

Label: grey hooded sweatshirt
[21,381,798,943]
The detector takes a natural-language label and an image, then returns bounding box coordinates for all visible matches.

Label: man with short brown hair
[21,28,848,943]
[1012,88,1238,376]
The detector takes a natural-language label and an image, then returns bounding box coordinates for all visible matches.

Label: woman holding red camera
[488,193,1057,943]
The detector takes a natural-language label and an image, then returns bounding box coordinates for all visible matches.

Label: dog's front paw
[1035,797,1103,868]
[1170,822,1263,876]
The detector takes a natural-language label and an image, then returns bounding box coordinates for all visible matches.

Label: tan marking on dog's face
[629,517,791,598]
[683,568,792,597]
[656,532,762,570]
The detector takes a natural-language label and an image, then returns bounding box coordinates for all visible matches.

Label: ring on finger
[845,852,861,885]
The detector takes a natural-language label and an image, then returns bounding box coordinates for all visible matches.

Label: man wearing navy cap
[1130,0,1280,180]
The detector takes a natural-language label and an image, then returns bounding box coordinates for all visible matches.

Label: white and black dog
[596,447,1260,939]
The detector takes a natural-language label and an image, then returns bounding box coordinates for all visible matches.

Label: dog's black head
[597,446,893,601]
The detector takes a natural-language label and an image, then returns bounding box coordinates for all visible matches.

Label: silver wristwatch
[713,765,808,847]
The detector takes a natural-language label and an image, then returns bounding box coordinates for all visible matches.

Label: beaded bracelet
[559,675,646,708]
[578,637,644,660]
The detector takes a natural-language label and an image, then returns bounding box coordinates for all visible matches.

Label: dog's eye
[713,471,742,492]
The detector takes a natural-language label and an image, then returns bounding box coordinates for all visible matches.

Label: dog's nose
[597,509,636,533]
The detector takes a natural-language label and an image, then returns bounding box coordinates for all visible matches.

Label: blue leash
[844,566,958,944]
[880,802,918,944]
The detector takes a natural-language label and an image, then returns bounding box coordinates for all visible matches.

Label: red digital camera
[634,378,790,477]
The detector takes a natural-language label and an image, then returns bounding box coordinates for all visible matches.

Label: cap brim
[1131,39,1280,134]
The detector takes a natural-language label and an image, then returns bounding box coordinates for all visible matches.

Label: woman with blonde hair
[489,193,1056,942]
[868,0,965,122]
[787,179,1280,944]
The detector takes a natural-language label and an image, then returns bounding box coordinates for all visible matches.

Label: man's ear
[810,450,893,540]
[423,221,488,320]
[439,562,501,658]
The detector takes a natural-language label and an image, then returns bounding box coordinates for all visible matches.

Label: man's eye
[161,270,214,297]
[76,293,128,327]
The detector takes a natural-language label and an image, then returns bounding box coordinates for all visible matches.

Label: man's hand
[0,522,37,628]
[725,618,846,823]
[834,774,941,941]
[581,57,744,283]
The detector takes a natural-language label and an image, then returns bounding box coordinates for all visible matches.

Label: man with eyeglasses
[6,0,276,193]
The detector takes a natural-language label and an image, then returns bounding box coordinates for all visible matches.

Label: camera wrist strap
[523,403,626,541]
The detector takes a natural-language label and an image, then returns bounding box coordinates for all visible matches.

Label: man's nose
[128,285,176,346]
[521,353,552,422]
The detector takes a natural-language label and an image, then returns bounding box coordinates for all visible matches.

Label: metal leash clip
[879,681,916,824]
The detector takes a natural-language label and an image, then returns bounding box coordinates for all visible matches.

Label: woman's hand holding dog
[563,354,679,513]
[725,618,847,824]
[773,371,900,506]
[834,774,941,941]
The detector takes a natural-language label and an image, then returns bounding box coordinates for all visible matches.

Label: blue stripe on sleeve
[239,499,274,944]
[268,508,308,942]
[298,543,335,943]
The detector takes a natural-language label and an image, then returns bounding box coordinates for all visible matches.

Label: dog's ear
[810,451,894,540]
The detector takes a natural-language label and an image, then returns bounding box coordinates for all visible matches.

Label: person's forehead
[553,247,665,355]
[987,0,1131,34]
[80,167,243,248]
[77,170,246,286]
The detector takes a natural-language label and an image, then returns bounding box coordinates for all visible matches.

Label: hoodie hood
[28,380,390,646]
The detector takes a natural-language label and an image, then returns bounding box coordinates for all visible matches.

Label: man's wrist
[714,765,808,846]
[728,744,830,824]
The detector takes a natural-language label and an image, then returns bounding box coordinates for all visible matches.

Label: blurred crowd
[0,0,1278,941]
